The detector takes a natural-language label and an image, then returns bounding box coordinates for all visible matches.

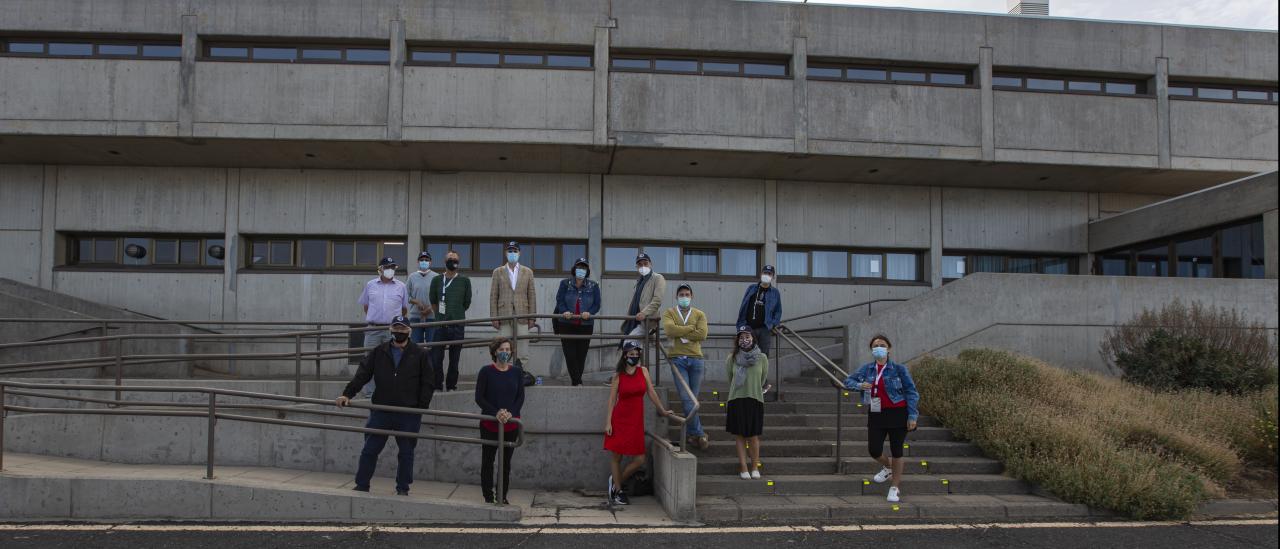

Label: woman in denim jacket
[843,334,919,503]
[553,257,602,386]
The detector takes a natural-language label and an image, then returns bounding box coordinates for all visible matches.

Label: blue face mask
[496,351,512,364]
[506,252,519,264]
[871,346,889,360]
[677,296,692,308]
[574,268,587,279]
[419,261,430,270]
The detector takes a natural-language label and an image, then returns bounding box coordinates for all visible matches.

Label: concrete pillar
[592,23,614,148]
[178,15,197,138]
[764,180,778,266]
[929,186,943,288]
[38,166,57,290]
[589,175,604,280]
[1155,57,1171,170]
[979,47,995,162]
[406,171,422,263]
[791,37,809,155]
[1265,209,1278,280]
[222,169,240,322]
[386,20,406,141]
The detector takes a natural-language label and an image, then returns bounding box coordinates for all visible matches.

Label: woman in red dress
[603,341,675,505]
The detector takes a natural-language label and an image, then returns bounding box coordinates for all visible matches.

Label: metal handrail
[0,380,523,505]
[654,344,699,453]
[780,298,908,324]
[772,326,851,473]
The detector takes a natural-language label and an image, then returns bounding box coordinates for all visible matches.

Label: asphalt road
[1,521,1276,549]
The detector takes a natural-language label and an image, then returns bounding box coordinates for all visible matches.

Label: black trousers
[480,427,518,501]
[868,407,909,459]
[751,326,773,355]
[432,324,465,391]
[555,321,593,386]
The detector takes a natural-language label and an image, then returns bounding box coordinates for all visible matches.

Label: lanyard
[440,274,455,299]
[872,363,888,397]
[677,306,692,325]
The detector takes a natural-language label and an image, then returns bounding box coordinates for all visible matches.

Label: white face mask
[760,274,773,285]
[638,266,651,277]
[382,268,396,279]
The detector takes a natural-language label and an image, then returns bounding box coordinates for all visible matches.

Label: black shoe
[502,498,510,505]
[352,486,369,492]
[396,490,409,496]
[611,490,629,506]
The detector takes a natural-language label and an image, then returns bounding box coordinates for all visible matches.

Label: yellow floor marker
[766,480,775,486]
[719,402,725,407]
[891,504,900,512]
[843,392,849,397]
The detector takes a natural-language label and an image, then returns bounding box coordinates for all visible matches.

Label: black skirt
[867,405,909,430]
[725,397,764,437]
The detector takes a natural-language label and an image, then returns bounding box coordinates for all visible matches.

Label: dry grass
[913,349,1278,520]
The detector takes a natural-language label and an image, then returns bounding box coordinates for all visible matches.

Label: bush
[914,349,1277,520]
[1101,300,1277,394]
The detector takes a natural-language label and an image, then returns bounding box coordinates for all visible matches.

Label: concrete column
[589,175,604,280]
[979,47,995,162]
[1155,57,1171,170]
[929,186,943,288]
[592,24,613,148]
[222,169,240,322]
[791,37,808,155]
[1265,209,1278,280]
[406,171,422,263]
[387,20,406,141]
[764,180,778,266]
[38,166,57,290]
[178,15,197,137]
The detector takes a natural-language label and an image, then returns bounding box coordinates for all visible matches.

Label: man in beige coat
[490,241,537,366]
[621,252,666,345]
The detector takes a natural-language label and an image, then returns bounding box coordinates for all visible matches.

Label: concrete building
[0,0,1276,377]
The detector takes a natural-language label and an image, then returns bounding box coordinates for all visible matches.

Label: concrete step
[693,440,984,458]
[698,494,1092,523]
[669,389,859,404]
[696,474,1030,497]
[697,413,941,428]
[695,456,1003,476]
[669,425,956,442]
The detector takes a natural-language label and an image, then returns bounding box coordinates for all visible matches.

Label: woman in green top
[725,325,769,480]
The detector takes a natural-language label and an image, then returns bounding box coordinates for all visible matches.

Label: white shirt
[507,263,520,291]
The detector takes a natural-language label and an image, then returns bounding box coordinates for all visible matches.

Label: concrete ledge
[1194,499,1279,518]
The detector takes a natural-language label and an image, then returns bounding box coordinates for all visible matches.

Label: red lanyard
[872,364,887,397]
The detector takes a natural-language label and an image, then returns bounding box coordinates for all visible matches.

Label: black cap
[676,283,693,294]
[417,251,431,261]
[379,257,398,267]
[623,340,644,352]
[390,316,411,328]
[737,324,752,334]
[506,241,521,251]
[762,265,776,274]
[635,252,651,265]
[573,257,590,268]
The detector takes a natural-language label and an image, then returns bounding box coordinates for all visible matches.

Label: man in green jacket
[661,283,709,449]
[428,249,472,391]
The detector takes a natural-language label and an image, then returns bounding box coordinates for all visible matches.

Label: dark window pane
[456,52,499,65]
[383,242,407,270]
[847,68,887,81]
[1100,254,1129,276]
[992,76,1022,87]
[269,241,292,265]
[301,48,342,60]
[546,54,591,68]
[776,251,808,277]
[478,242,504,270]
[852,253,882,278]
[253,47,297,61]
[6,42,44,54]
[205,239,225,266]
[122,237,149,266]
[179,239,202,265]
[807,66,842,79]
[890,71,926,82]
[142,45,181,58]
[1175,236,1213,278]
[355,241,378,266]
[702,61,739,74]
[1068,80,1102,92]
[346,49,389,63]
[812,251,848,278]
[425,243,450,267]
[1221,220,1264,279]
[98,44,138,56]
[154,239,178,264]
[643,246,680,274]
[972,255,1004,273]
[654,59,697,72]
[886,253,917,280]
[1105,82,1137,95]
[1042,257,1071,275]
[251,242,268,265]
[95,238,118,262]
[452,243,472,270]
[721,248,757,276]
[1272,92,1279,103]
[1008,257,1037,274]
[410,50,451,63]
[332,242,354,266]
[562,244,587,271]
[503,53,543,65]
[1026,78,1065,91]
[942,255,966,279]
[684,249,717,273]
[611,58,650,70]
[209,46,248,58]
[1135,244,1169,277]
[299,240,327,268]
[1237,90,1269,101]
[49,43,92,56]
[531,243,556,271]
[78,239,93,262]
[1168,86,1194,96]
[743,63,786,76]
[931,72,967,85]
[605,246,638,272]
[1198,87,1233,100]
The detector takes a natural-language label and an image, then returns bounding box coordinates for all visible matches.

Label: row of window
[774,249,922,282]
[75,236,225,266]
[205,44,389,64]
[603,245,759,277]
[1169,83,1278,104]
[809,64,970,86]
[611,56,788,77]
[411,48,592,69]
[1096,218,1265,279]
[942,253,1076,280]
[424,240,587,273]
[993,73,1146,96]
[1,38,180,59]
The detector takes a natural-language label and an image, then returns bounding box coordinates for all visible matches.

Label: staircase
[670,368,1090,522]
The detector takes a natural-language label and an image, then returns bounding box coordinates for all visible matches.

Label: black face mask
[738,338,754,351]
[445,259,459,271]
[625,356,640,366]
[392,332,409,343]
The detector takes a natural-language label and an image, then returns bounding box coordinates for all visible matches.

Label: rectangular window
[70,235,224,268]
[811,251,848,279]
[703,61,740,74]
[604,243,758,277]
[776,251,808,277]
[889,70,927,82]
[654,59,698,73]
[930,72,967,85]
[252,47,298,61]
[456,51,500,65]
[269,241,293,266]
[48,42,93,56]
[1099,253,1129,276]
[301,48,342,61]
[851,253,881,278]
[1135,244,1169,277]
[99,44,139,56]
[1221,220,1265,279]
[141,44,181,58]
[546,54,591,68]
[1104,82,1137,95]
[611,58,650,70]
[530,243,557,271]
[345,48,388,63]
[683,249,718,273]
[503,53,543,65]
[992,76,1022,87]
[209,46,248,58]
[1175,236,1213,278]
[743,62,786,76]
[1042,257,1071,275]
[355,241,378,266]
[885,253,917,281]
[643,246,681,274]
[721,248,758,276]
[1197,87,1234,100]
[1067,80,1102,92]
[1168,86,1194,96]
[383,241,407,268]
[1236,89,1270,101]
[153,239,178,264]
[605,246,638,272]
[808,66,842,79]
[423,241,473,271]
[562,244,587,271]
[411,50,452,63]
[299,240,327,269]
[847,68,887,81]
[179,239,202,265]
[1026,78,1065,91]
[6,42,45,54]
[613,55,787,78]
[942,255,966,279]
[478,241,505,270]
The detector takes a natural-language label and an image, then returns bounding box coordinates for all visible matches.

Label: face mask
[625,356,640,366]
[506,252,519,264]
[677,296,691,308]
[574,268,588,279]
[419,261,430,270]
[496,351,512,364]
[738,337,754,350]
[872,346,889,360]
[382,268,396,279]
[445,259,459,271]
[760,274,773,285]
[392,331,409,343]
[638,266,651,276]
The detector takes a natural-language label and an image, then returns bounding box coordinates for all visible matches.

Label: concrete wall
[423,172,592,239]
[808,83,981,148]
[1169,101,1280,162]
[610,73,794,144]
[194,63,388,137]
[994,92,1158,158]
[237,169,409,235]
[776,181,931,248]
[603,175,765,242]
[0,165,45,285]
[54,166,227,233]
[942,188,1090,253]
[0,58,179,136]
[403,67,593,138]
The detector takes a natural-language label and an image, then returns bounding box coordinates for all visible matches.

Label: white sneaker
[887,487,900,503]
[750,469,761,479]
[607,475,614,496]
[739,471,751,480]
[873,466,893,483]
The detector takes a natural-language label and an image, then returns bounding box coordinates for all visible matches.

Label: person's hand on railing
[491,320,502,329]
[526,318,537,328]
[335,396,351,407]
[580,312,590,321]
[635,312,646,322]
[561,312,573,320]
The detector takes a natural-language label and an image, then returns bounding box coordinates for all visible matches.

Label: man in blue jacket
[736,264,782,354]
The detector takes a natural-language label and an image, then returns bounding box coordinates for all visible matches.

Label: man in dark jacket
[336,315,435,495]
[735,264,782,354]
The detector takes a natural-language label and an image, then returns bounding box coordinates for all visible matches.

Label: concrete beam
[589,174,603,280]
[222,168,239,323]
[764,179,778,267]
[178,15,197,138]
[38,165,57,290]
[592,24,612,148]
[1156,57,1171,170]
[792,37,808,155]
[407,170,422,264]
[387,19,405,141]
[979,47,994,162]
[930,186,943,288]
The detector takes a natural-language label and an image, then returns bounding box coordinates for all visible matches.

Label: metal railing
[773,323,852,472]
[0,380,525,504]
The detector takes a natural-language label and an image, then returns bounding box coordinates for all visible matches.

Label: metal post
[772,327,781,400]
[508,315,519,365]
[495,423,505,505]
[294,335,302,397]
[0,384,6,472]
[835,387,843,473]
[314,324,322,381]
[114,339,124,402]
[206,392,216,479]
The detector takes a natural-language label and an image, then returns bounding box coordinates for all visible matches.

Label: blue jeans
[409,316,437,348]
[354,410,423,493]
[671,356,705,437]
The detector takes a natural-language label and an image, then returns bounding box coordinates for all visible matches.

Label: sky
[773,0,1279,30]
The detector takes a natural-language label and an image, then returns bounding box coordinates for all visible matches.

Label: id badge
[438,303,446,315]
[870,397,882,413]
[680,338,690,344]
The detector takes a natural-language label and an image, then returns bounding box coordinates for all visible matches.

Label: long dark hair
[615,348,644,374]
[730,331,756,361]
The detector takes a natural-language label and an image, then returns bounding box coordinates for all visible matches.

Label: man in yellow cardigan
[662,283,709,449]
